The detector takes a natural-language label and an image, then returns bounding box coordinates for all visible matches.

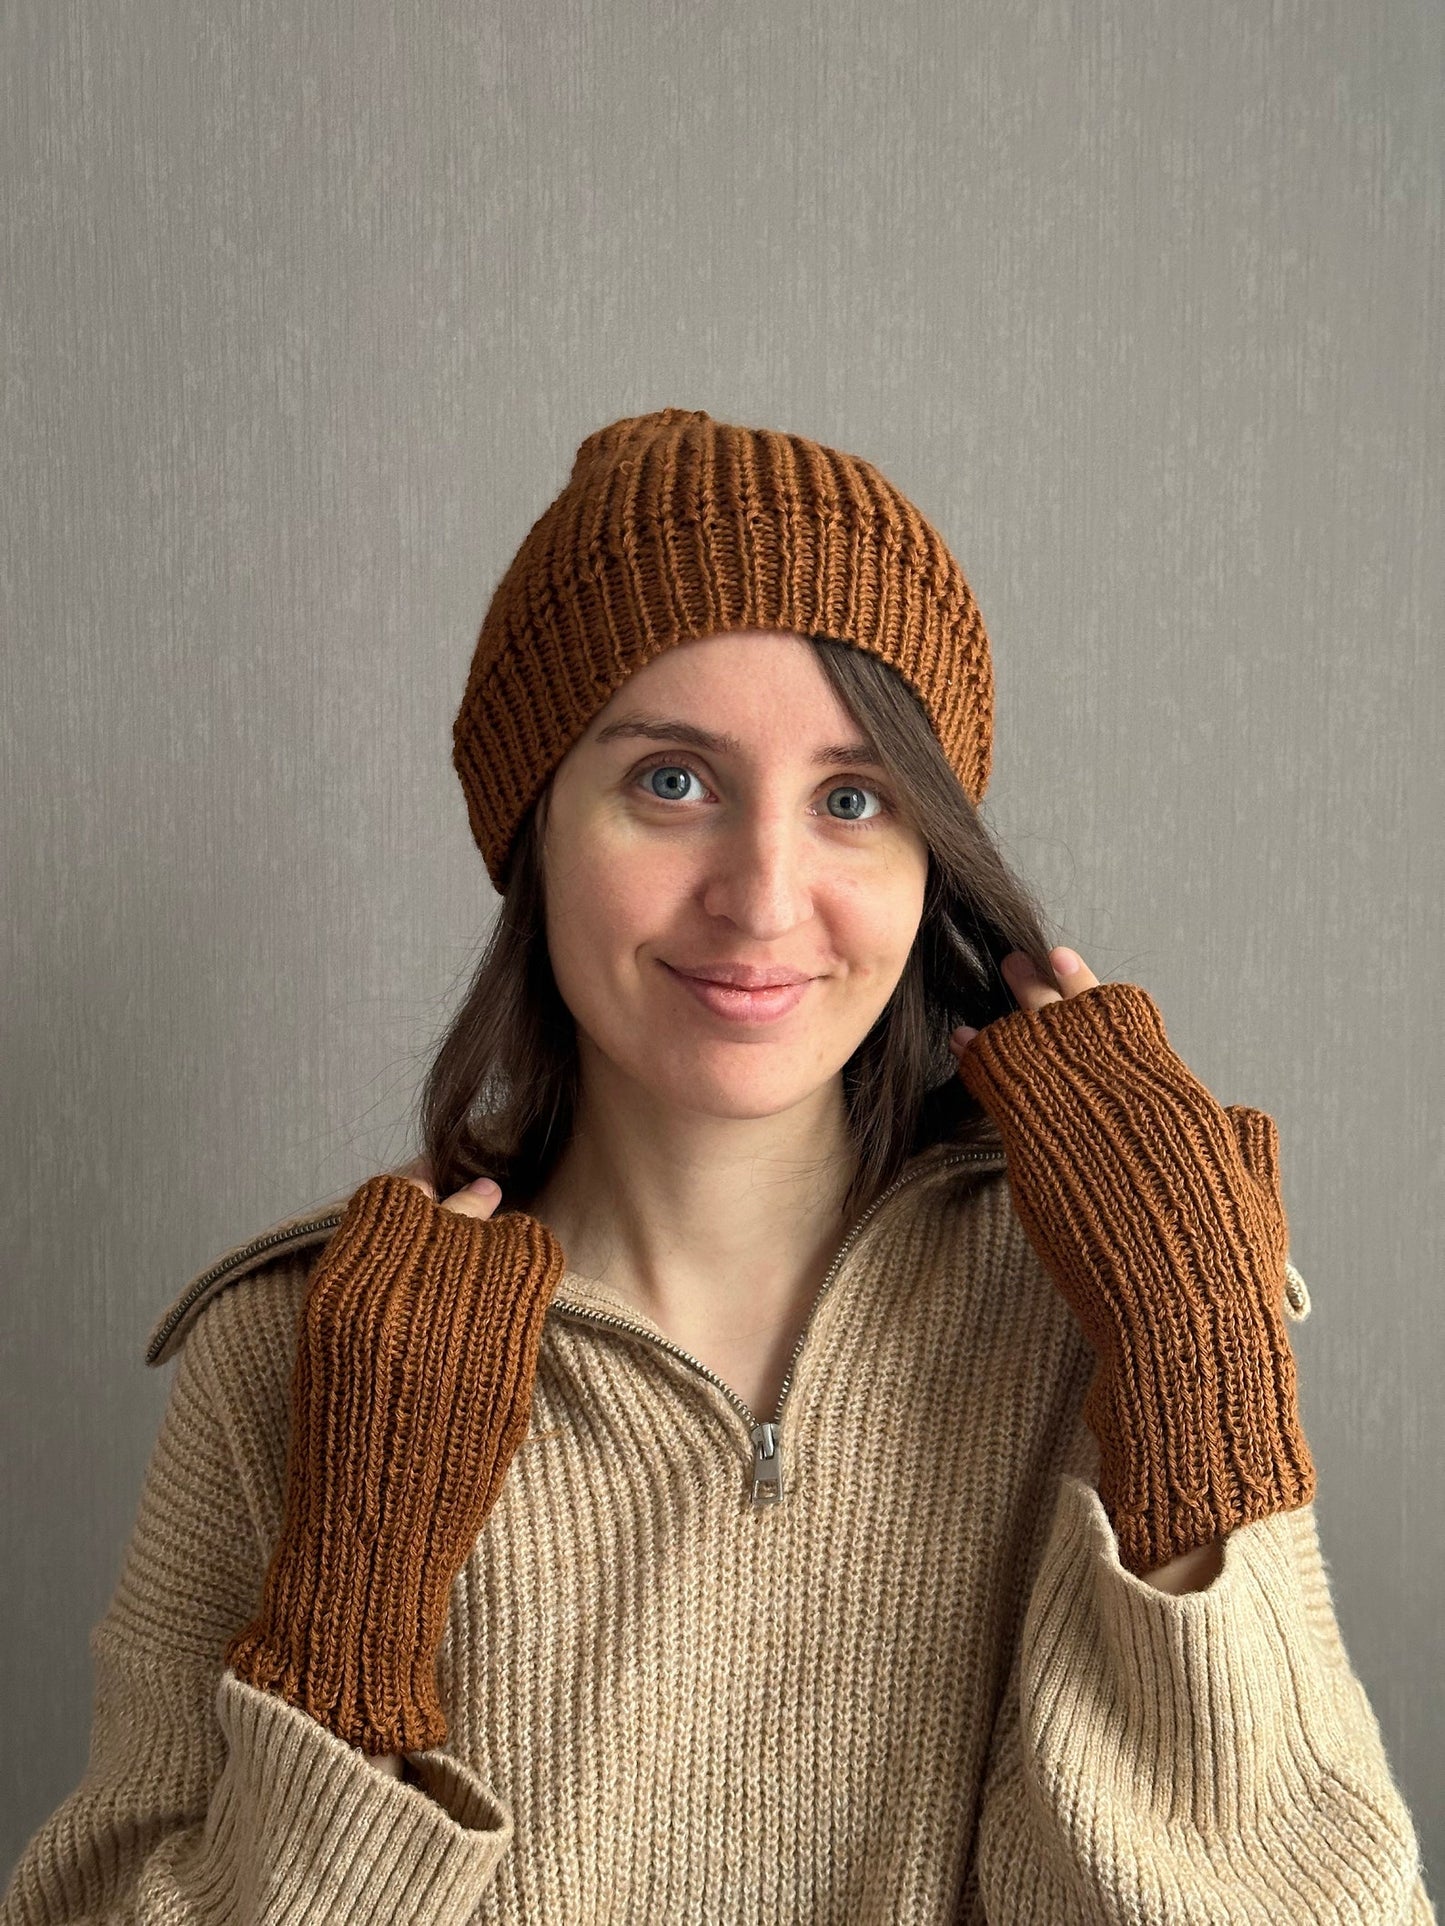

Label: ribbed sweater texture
[2,1146,1433,1923]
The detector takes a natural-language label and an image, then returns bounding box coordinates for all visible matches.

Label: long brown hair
[415,636,1066,1225]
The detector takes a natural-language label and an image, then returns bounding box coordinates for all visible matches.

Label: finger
[1000,950,1064,1013]
[1002,947,1102,1007]
[438,1175,503,1220]
[949,944,1101,1060]
[1045,946,1101,995]
[947,1023,979,1072]
[948,950,1055,1059]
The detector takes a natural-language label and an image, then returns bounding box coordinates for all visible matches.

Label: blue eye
[642,763,701,802]
[632,758,894,827]
[826,784,881,823]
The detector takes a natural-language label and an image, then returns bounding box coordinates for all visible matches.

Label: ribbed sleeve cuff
[213,1669,510,1920]
[975,1475,1429,1920]
[1056,1477,1352,1823]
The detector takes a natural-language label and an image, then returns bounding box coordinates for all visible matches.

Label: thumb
[1224,1103,1286,1235]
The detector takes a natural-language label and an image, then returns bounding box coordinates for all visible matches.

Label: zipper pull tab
[751,1421,784,1506]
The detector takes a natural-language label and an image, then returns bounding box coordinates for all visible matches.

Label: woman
[4,408,1432,1922]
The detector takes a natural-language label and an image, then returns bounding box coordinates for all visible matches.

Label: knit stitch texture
[452,407,995,890]
[2,1146,1433,1922]
[222,1173,567,1754]
[955,979,1318,1575]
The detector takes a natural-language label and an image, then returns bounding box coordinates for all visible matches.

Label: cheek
[830,861,928,968]
[543,850,669,1022]
[546,861,657,960]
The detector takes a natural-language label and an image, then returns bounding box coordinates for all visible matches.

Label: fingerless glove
[956,981,1316,1577]
[224,1172,567,1753]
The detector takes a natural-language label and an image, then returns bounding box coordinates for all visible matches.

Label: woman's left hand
[947,945,1098,1051]
[944,943,1317,1580]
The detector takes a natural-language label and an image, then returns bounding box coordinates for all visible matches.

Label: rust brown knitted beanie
[452,407,995,892]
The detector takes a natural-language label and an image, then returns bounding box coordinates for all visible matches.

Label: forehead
[582,632,877,758]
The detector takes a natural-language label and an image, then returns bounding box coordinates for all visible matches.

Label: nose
[698,807,817,937]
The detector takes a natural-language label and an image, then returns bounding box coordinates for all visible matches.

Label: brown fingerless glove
[223,1172,567,1754]
[956,980,1316,1577]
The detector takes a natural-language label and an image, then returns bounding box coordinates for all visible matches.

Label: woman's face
[539,631,930,1123]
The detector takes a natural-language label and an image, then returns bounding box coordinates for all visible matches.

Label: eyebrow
[591,716,887,769]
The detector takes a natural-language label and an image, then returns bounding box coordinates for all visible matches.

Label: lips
[665,962,814,989]
[662,961,814,1025]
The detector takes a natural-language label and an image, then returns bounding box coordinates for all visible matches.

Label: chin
[626,1041,850,1121]
[662,1082,833,1124]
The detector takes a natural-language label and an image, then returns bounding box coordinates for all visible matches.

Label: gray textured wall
[4,0,1441,1886]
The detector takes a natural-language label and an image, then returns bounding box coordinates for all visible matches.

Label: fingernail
[472,1177,501,1197]
[1052,947,1081,975]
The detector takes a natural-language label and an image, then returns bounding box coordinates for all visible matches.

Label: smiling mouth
[663,963,814,989]
[661,961,815,1024]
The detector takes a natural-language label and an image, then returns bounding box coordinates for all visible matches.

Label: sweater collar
[546,1135,1004,1333]
[145,1134,1004,1368]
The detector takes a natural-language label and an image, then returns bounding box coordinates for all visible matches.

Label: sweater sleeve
[971,1446,1436,1923]
[0,1269,512,1924]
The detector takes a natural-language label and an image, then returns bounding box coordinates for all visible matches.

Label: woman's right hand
[222,1163,567,1758]
[366,1160,510,1782]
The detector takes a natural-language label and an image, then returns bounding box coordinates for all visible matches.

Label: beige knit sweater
[3,1140,1434,1923]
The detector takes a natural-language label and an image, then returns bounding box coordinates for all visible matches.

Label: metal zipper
[146,1212,347,1363]
[548,1146,1007,1508]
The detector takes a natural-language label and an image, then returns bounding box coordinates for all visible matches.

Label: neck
[526,1062,864,1343]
